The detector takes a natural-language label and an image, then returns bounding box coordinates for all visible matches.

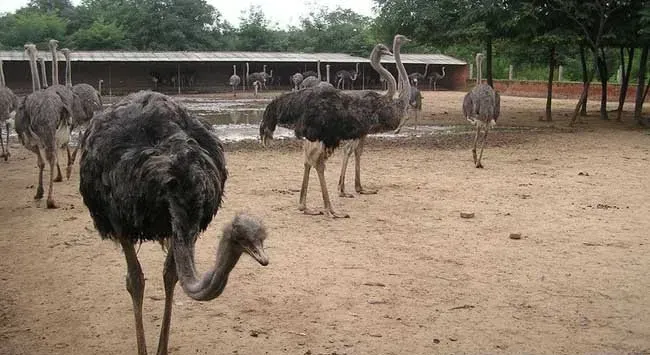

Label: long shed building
[0,50,467,95]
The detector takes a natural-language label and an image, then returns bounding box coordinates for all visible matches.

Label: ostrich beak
[244,241,269,266]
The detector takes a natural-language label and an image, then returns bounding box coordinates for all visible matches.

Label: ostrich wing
[80,91,227,242]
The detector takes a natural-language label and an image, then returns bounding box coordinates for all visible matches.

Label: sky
[0,0,377,29]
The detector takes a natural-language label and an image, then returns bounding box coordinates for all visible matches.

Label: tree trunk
[579,45,589,116]
[545,45,555,122]
[616,47,635,121]
[635,45,648,124]
[570,66,596,126]
[486,36,493,88]
[596,47,609,120]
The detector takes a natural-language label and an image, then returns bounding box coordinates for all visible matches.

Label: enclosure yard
[1,92,649,354]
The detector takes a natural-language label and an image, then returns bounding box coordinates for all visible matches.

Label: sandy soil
[1,91,650,355]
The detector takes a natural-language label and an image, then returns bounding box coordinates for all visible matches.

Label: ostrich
[0,59,18,160]
[60,47,103,178]
[79,90,269,355]
[429,66,446,91]
[45,39,74,110]
[291,72,304,91]
[98,79,103,96]
[252,80,261,97]
[335,63,359,90]
[14,43,71,208]
[462,53,500,168]
[337,35,412,197]
[404,85,423,132]
[259,36,411,217]
[229,65,241,97]
[408,63,429,87]
[38,57,49,89]
[246,64,267,90]
[300,61,333,89]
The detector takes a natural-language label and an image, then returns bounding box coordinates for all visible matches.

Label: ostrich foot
[46,199,59,209]
[339,191,355,198]
[34,186,44,200]
[356,187,377,195]
[475,162,484,169]
[299,206,324,215]
[65,165,73,180]
[326,209,350,219]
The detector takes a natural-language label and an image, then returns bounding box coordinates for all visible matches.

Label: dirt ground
[1,91,650,355]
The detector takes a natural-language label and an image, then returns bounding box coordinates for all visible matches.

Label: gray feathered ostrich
[14,43,71,208]
[60,48,102,179]
[337,34,411,197]
[300,60,333,89]
[462,53,500,168]
[335,63,360,90]
[429,66,446,90]
[259,35,412,218]
[291,72,304,91]
[0,59,18,160]
[229,65,241,97]
[408,63,429,87]
[79,90,269,355]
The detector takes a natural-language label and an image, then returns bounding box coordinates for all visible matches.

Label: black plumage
[80,90,227,242]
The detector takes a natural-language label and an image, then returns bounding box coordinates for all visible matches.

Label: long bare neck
[246,63,249,78]
[38,59,48,88]
[476,54,482,85]
[233,65,236,76]
[172,232,242,301]
[0,60,5,88]
[317,61,321,80]
[369,48,396,98]
[27,49,41,92]
[394,40,410,107]
[49,44,58,85]
[98,81,102,96]
[441,66,446,78]
[423,64,429,77]
[64,53,71,87]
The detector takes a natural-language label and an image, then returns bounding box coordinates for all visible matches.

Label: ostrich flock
[0,34,499,354]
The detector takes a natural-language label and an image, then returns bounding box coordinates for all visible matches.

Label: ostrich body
[429,66,446,90]
[14,44,71,208]
[462,53,500,168]
[79,90,269,355]
[229,65,241,97]
[60,48,102,178]
[335,63,360,90]
[291,72,304,91]
[0,59,18,160]
[408,63,429,87]
[247,64,268,90]
[259,36,411,217]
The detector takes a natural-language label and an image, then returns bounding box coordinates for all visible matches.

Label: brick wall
[473,79,649,103]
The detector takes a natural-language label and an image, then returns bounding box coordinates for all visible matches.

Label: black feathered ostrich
[259,35,412,218]
[79,90,269,355]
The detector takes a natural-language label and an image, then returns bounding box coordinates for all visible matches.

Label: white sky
[0,0,376,29]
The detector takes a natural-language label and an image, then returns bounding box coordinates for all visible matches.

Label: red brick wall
[472,79,649,103]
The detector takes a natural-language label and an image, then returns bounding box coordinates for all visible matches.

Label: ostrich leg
[121,239,148,355]
[337,141,356,198]
[34,152,45,200]
[156,251,178,355]
[315,161,349,218]
[472,125,481,167]
[475,126,489,169]
[0,124,5,160]
[354,136,377,195]
[46,154,59,209]
[298,163,322,215]
[4,122,9,159]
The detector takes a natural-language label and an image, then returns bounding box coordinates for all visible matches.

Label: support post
[177,63,181,95]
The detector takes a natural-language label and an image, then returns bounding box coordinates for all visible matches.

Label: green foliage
[0,11,67,49]
[69,20,131,49]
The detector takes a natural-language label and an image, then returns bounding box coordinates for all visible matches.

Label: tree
[0,11,67,48]
[69,20,131,49]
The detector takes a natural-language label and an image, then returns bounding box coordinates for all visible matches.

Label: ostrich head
[222,213,269,266]
[48,39,59,51]
[60,48,71,57]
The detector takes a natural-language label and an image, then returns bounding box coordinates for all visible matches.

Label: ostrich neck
[233,65,236,75]
[476,55,482,85]
[369,49,396,98]
[0,60,5,88]
[39,60,48,88]
[423,64,429,78]
[317,61,321,80]
[394,40,410,107]
[27,50,41,92]
[50,45,58,86]
[173,233,242,301]
[65,53,72,87]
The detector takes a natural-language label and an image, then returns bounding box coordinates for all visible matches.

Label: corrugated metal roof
[0,50,466,65]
